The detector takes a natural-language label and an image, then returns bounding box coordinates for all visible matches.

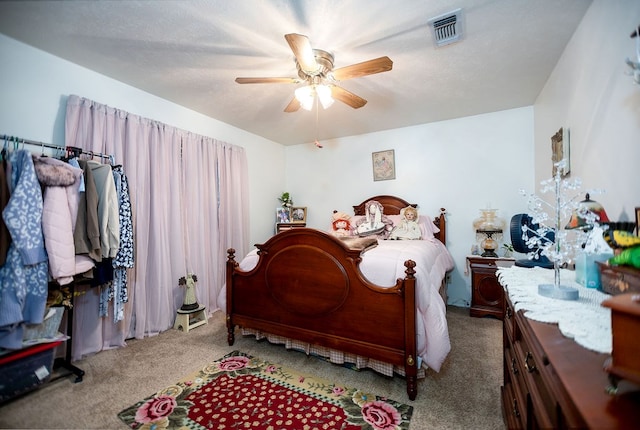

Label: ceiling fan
[235,33,393,112]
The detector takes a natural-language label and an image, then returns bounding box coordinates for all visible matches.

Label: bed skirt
[241,328,427,379]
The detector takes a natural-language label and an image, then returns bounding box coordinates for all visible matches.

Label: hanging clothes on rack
[0,149,49,350]
[71,156,132,322]
[32,155,94,285]
[74,159,101,262]
[111,165,133,322]
[0,135,128,339]
[88,160,120,259]
[0,149,11,266]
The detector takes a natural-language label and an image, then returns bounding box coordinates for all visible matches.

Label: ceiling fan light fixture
[295,84,334,110]
[316,84,334,109]
[295,85,315,110]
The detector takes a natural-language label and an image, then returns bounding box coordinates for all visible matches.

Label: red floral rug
[118,350,413,430]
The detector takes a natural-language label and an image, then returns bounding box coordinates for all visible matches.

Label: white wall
[0,34,284,247]
[10,0,635,310]
[535,0,640,222]
[285,107,535,306]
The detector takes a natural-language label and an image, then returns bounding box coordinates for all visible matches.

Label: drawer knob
[506,307,512,319]
[512,398,520,417]
[511,357,519,375]
[524,351,537,373]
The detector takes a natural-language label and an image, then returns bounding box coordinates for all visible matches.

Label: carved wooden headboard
[352,195,447,245]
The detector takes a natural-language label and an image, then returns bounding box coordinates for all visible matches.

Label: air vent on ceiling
[428,8,463,47]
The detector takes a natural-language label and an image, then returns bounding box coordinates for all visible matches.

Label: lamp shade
[294,86,315,111]
[315,84,334,109]
[565,193,609,230]
[294,84,334,110]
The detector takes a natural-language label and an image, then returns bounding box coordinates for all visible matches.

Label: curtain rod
[1,134,113,161]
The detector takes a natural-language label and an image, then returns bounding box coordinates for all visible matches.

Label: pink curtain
[65,95,249,360]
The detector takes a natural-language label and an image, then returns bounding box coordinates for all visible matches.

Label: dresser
[468,256,514,320]
[501,287,638,428]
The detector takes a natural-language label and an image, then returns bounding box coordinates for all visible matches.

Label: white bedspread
[234,237,454,372]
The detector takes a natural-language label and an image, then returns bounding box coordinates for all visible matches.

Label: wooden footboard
[226,228,420,400]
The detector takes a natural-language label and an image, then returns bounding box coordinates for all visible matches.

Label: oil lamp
[473,208,505,257]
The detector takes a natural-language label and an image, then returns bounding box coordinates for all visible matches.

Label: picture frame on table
[291,207,307,223]
[276,207,291,224]
[372,149,396,181]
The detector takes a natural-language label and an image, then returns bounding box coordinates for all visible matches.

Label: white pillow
[420,215,440,238]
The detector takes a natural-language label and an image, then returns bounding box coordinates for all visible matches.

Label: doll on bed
[331,210,353,237]
[389,206,422,240]
[355,200,394,239]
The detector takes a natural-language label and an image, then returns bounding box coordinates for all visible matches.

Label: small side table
[173,305,208,332]
[468,256,514,320]
[275,223,306,234]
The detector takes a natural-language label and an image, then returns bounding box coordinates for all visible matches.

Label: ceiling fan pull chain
[314,97,323,148]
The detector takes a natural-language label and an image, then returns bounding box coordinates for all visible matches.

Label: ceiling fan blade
[331,56,393,81]
[284,33,320,74]
[330,85,367,109]
[235,77,299,84]
[284,97,301,113]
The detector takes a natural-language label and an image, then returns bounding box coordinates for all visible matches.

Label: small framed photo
[276,207,291,223]
[635,207,640,235]
[291,207,307,223]
[372,149,396,181]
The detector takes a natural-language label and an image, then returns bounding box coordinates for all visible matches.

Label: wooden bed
[225,195,448,400]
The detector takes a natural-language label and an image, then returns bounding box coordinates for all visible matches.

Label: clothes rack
[1,133,117,385]
[0,134,112,162]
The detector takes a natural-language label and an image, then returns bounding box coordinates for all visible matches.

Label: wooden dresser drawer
[514,313,555,429]
[501,382,523,429]
[503,297,517,344]
[504,341,527,428]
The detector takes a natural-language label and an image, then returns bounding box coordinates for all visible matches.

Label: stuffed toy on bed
[355,200,394,239]
[331,210,353,237]
[388,206,422,240]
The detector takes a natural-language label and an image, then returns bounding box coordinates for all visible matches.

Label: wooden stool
[173,305,207,332]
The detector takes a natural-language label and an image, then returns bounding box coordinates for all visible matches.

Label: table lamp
[473,208,506,257]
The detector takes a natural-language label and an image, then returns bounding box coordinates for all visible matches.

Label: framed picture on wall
[291,207,307,223]
[551,127,570,177]
[372,149,396,181]
[276,207,291,223]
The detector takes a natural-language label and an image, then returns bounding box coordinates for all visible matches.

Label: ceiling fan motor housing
[296,49,334,80]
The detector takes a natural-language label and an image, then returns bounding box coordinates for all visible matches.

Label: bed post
[403,259,418,401]
[226,248,237,345]
[435,208,447,245]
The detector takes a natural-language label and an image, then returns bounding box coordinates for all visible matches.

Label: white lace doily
[497,266,611,354]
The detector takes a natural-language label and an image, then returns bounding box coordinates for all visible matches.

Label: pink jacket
[33,155,88,285]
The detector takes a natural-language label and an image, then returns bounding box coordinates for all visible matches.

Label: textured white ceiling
[0,0,592,145]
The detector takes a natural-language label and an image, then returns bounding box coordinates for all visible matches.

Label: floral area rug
[118,350,413,430]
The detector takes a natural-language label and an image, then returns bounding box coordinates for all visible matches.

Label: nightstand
[275,223,306,234]
[467,256,514,320]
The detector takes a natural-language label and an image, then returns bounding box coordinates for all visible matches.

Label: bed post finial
[227,248,236,262]
[404,260,416,279]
